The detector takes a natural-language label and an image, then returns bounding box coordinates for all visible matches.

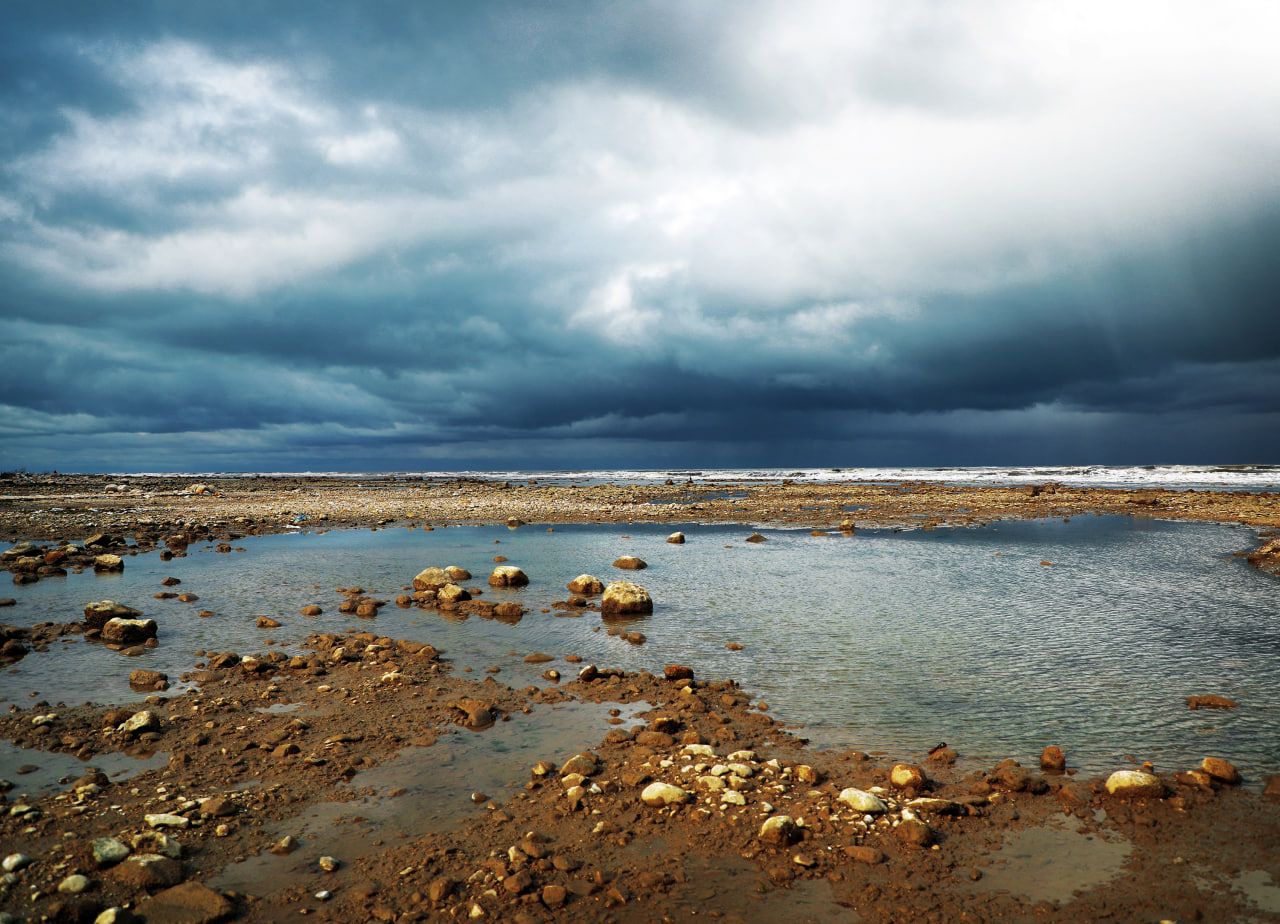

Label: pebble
[838,788,887,813]
[1,854,29,872]
[318,856,340,872]
[92,837,130,866]
[58,873,90,894]
[144,813,190,829]
[758,815,799,846]
[641,782,693,806]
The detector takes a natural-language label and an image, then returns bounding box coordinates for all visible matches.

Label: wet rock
[256,616,282,628]
[1265,776,1280,800]
[541,884,568,909]
[1186,694,1239,710]
[144,813,190,829]
[844,845,885,864]
[666,532,686,544]
[128,669,169,691]
[92,838,130,867]
[141,881,232,923]
[451,699,495,730]
[437,583,470,605]
[412,567,450,590]
[269,836,297,855]
[745,532,766,543]
[895,818,933,848]
[119,710,160,736]
[837,788,886,813]
[1105,770,1166,799]
[299,605,322,616]
[489,565,529,587]
[444,566,472,581]
[612,556,647,570]
[93,554,124,572]
[567,575,603,595]
[318,856,340,872]
[524,652,553,663]
[561,753,599,777]
[906,797,964,815]
[58,874,91,894]
[1040,745,1067,773]
[427,877,455,902]
[663,664,694,681]
[601,581,653,616]
[84,601,143,629]
[101,618,157,646]
[758,815,800,846]
[890,764,926,790]
[1200,757,1241,785]
[494,602,524,620]
[839,519,856,532]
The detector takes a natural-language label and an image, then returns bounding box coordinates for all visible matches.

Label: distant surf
[112,464,1280,491]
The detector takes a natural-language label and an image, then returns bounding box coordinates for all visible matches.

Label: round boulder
[601,581,653,617]
[666,532,686,544]
[567,574,603,595]
[489,565,529,587]
[1105,770,1166,799]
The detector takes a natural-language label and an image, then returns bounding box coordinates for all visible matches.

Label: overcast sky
[2,1,1278,472]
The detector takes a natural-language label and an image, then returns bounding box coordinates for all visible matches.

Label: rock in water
[1040,745,1067,773]
[84,601,143,628]
[1200,757,1241,785]
[488,565,529,587]
[666,532,686,544]
[612,556,647,570]
[890,764,926,790]
[412,567,450,590]
[101,618,157,645]
[567,574,604,594]
[94,554,124,572]
[601,581,653,617]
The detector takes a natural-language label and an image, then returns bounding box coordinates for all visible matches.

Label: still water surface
[2,516,1276,777]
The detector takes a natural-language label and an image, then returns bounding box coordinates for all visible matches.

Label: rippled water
[3,516,1277,777]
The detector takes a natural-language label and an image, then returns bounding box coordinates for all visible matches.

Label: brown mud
[0,474,1278,922]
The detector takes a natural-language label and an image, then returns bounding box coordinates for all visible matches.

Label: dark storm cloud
[1,0,1279,471]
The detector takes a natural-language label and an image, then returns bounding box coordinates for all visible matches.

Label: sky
[1,1,1278,473]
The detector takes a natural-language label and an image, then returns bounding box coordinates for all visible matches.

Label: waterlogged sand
[0,473,1278,922]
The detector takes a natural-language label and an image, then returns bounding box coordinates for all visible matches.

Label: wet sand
[1,474,1279,922]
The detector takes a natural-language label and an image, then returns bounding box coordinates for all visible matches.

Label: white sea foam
[112,465,1280,491]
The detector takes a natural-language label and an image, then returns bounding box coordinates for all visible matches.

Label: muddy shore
[1,475,1278,922]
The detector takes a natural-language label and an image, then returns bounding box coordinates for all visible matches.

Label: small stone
[1105,770,1166,799]
[2,853,31,872]
[145,812,190,829]
[1040,746,1067,773]
[612,556,647,570]
[143,881,232,923]
[745,532,766,543]
[1186,694,1239,710]
[58,874,91,894]
[541,884,568,908]
[428,876,456,902]
[318,855,340,872]
[666,532,686,544]
[890,764,926,790]
[300,605,322,616]
[92,838,130,867]
[837,788,887,813]
[270,835,297,855]
[641,782,692,806]
[256,615,282,628]
[1200,757,1241,785]
[844,846,885,865]
[895,818,933,848]
[758,815,799,846]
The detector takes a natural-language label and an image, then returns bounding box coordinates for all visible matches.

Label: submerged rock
[567,574,603,595]
[612,556,647,570]
[666,532,686,544]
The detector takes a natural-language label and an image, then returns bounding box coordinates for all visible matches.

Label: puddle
[1234,870,1280,914]
[253,702,309,715]
[612,849,856,923]
[0,740,167,798]
[972,813,1132,905]
[211,700,646,896]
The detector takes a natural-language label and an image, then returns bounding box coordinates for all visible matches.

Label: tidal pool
[2,516,1277,777]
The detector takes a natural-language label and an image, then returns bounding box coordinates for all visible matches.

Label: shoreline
[1,475,1279,921]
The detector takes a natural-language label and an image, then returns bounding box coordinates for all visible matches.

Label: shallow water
[972,813,1132,905]
[0,740,167,798]
[211,700,641,895]
[3,516,1278,777]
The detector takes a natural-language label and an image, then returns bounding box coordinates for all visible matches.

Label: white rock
[682,744,716,758]
[838,788,888,813]
[641,782,693,806]
[58,874,90,894]
[721,791,746,806]
[144,813,190,829]
[1,854,29,872]
[1105,770,1165,798]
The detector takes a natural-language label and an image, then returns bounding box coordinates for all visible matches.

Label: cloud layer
[2,0,1279,470]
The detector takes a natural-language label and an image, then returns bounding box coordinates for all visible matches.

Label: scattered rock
[641,782,692,806]
[845,845,885,864]
[1040,745,1067,773]
[1200,757,1241,785]
[58,874,91,894]
[256,616,282,628]
[93,554,124,572]
[1187,694,1239,710]
[101,618,157,646]
[666,532,686,544]
[84,601,143,629]
[837,788,887,813]
[895,818,933,848]
[890,764,926,790]
[612,556,647,570]
[601,581,653,617]
[758,815,800,846]
[567,575,603,595]
[489,565,529,587]
[141,881,232,923]
[92,838,130,867]
[745,533,766,543]
[128,669,169,691]
[1105,770,1166,799]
